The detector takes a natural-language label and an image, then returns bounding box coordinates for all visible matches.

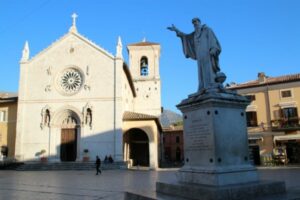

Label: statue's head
[192,17,201,28]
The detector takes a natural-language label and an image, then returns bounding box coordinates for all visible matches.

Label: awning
[274,134,300,142]
[278,101,297,108]
[246,105,257,112]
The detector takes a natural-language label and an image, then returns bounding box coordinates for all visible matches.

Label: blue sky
[0,0,299,113]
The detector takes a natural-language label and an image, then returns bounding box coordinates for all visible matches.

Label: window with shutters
[281,107,298,126]
[176,136,180,143]
[281,90,292,98]
[0,111,6,122]
[245,95,256,101]
[246,111,258,127]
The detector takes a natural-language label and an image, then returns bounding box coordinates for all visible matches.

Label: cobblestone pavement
[0,168,300,199]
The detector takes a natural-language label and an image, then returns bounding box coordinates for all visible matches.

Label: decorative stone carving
[84,66,91,91]
[61,70,82,91]
[86,65,89,76]
[47,66,52,76]
[45,66,52,93]
[57,68,83,95]
[40,106,51,129]
[84,84,90,91]
[69,47,75,54]
[82,103,93,129]
[45,85,51,92]
[86,108,92,127]
[61,115,77,129]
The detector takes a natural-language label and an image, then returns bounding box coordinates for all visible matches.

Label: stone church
[15,14,162,169]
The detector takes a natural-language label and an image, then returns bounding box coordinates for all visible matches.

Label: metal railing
[271,117,300,131]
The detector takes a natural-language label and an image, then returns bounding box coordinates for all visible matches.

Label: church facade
[15,15,162,169]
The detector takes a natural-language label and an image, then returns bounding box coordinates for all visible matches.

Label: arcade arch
[123,128,150,166]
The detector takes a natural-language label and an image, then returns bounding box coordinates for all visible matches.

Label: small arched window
[140,56,149,76]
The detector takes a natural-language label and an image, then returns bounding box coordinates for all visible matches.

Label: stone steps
[15,161,126,171]
[0,161,24,170]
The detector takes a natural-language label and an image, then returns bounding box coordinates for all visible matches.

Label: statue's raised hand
[167,24,178,32]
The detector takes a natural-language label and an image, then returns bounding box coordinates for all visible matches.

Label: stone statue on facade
[40,107,51,129]
[86,108,92,128]
[168,18,226,93]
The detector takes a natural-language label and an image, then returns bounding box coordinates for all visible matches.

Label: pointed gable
[27,31,114,64]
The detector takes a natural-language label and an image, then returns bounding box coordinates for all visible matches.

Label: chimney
[258,72,266,83]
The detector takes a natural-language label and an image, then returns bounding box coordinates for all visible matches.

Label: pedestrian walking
[95,155,101,175]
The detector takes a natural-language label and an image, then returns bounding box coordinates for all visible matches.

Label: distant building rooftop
[229,72,300,90]
[0,91,18,103]
[123,111,157,120]
[123,111,162,131]
[163,125,183,132]
[127,41,159,47]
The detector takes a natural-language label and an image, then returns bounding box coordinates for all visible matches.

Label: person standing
[95,156,101,175]
[108,155,114,163]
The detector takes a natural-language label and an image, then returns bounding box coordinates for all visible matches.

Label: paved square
[0,168,300,199]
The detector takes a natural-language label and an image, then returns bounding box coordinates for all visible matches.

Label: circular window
[58,68,83,95]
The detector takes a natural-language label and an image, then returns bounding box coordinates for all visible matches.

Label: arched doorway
[61,128,77,161]
[60,116,78,161]
[124,128,149,166]
[55,110,81,162]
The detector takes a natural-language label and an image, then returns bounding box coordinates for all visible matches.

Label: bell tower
[127,40,161,116]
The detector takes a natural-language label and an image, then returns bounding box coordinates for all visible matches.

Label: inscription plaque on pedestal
[185,116,212,152]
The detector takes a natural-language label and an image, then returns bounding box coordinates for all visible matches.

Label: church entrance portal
[56,111,80,162]
[60,128,77,161]
[124,129,149,167]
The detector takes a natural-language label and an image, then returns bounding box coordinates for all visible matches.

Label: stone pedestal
[157,180,286,200]
[177,91,258,186]
[157,91,286,199]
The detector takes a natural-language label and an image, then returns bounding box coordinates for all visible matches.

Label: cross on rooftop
[72,13,78,27]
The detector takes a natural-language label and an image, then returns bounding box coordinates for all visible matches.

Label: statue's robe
[178,25,221,72]
[177,25,221,90]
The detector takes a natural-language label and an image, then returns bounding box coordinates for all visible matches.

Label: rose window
[59,69,83,94]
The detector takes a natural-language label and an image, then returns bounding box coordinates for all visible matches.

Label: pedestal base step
[156,180,286,200]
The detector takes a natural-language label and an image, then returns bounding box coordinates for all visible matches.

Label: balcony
[271,117,300,132]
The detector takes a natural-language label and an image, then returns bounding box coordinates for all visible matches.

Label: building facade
[162,125,184,166]
[0,92,18,159]
[230,72,300,165]
[15,15,162,169]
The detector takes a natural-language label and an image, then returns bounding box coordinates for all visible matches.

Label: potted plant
[83,149,89,162]
[40,149,47,163]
